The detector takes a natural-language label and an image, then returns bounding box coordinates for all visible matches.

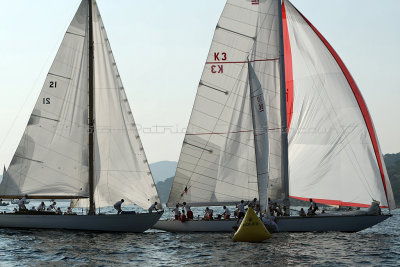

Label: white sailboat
[154,0,395,232]
[0,0,162,232]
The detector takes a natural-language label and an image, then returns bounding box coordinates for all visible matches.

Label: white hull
[0,212,163,233]
[153,214,391,233]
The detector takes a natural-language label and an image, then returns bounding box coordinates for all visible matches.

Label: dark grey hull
[0,212,163,233]
[153,214,391,233]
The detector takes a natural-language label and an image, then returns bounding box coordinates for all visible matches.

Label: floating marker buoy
[232,207,271,242]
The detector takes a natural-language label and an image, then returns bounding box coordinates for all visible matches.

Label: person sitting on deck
[30,206,36,211]
[18,195,28,210]
[180,209,186,223]
[148,202,158,213]
[114,199,124,214]
[47,201,57,211]
[55,207,62,215]
[202,207,213,220]
[237,200,246,220]
[299,208,306,217]
[222,206,231,219]
[64,207,73,215]
[183,202,193,220]
[249,198,257,210]
[309,198,318,213]
[37,202,46,211]
[173,204,180,220]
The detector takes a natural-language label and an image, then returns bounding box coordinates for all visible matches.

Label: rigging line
[205,58,279,65]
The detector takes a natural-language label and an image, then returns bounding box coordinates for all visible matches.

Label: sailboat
[153,0,395,232]
[0,0,162,232]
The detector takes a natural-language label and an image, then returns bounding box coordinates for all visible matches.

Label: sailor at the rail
[47,201,57,211]
[173,204,180,220]
[222,206,231,219]
[148,202,158,213]
[37,202,46,211]
[114,199,124,214]
[18,195,28,210]
[182,202,193,220]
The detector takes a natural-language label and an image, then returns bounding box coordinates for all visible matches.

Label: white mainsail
[0,1,90,198]
[283,0,395,209]
[167,0,283,207]
[0,0,160,210]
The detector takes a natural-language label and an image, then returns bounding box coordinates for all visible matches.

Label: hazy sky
[0,0,399,166]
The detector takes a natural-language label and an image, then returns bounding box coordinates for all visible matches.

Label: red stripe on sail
[293,7,389,204]
[290,195,389,209]
[282,2,294,133]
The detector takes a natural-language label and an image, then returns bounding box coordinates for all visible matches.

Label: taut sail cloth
[0,0,160,210]
[167,0,283,207]
[283,0,395,209]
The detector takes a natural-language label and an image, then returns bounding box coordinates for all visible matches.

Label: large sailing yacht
[0,0,162,232]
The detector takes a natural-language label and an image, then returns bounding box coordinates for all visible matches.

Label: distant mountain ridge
[149,161,177,184]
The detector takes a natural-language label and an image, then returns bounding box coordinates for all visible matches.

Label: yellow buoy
[232,207,271,242]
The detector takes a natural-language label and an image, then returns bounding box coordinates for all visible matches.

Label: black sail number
[42,98,50,104]
[49,81,57,88]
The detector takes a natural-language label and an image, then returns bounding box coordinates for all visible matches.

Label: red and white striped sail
[283,0,395,209]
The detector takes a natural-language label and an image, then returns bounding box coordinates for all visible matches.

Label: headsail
[167,0,283,207]
[0,1,90,198]
[283,0,395,209]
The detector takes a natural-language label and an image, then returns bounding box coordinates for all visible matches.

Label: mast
[278,0,290,215]
[88,0,95,215]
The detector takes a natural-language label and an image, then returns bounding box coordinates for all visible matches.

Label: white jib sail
[72,0,160,210]
[167,0,282,207]
[284,0,395,209]
[0,1,90,198]
[248,62,269,213]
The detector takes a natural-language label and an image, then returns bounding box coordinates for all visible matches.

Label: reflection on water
[0,202,399,266]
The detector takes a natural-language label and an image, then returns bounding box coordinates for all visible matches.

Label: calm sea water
[0,201,399,266]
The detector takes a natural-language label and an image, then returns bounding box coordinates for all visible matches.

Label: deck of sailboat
[153,214,391,233]
[0,211,163,233]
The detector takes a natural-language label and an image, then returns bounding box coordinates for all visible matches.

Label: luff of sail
[167,0,283,207]
[0,1,90,199]
[283,0,395,209]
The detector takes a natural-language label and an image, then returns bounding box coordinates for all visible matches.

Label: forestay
[283,0,395,209]
[167,0,283,207]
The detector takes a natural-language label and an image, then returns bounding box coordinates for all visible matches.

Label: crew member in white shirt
[18,195,28,210]
[222,206,231,219]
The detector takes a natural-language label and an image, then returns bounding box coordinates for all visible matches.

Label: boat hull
[153,214,391,233]
[0,212,163,233]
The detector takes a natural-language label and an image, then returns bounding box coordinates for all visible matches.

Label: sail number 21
[43,81,56,104]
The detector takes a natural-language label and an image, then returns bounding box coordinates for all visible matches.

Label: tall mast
[278,0,290,215]
[88,0,95,215]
